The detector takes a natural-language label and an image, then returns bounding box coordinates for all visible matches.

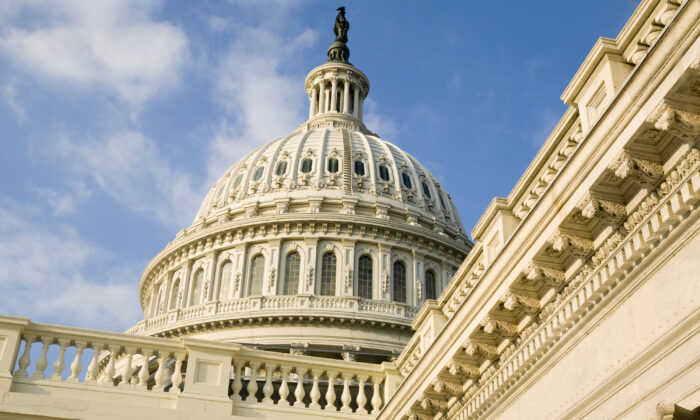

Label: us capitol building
[1,1,699,419]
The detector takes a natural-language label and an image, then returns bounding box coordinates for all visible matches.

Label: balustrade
[228,350,386,414]
[2,316,395,418]
[10,326,186,394]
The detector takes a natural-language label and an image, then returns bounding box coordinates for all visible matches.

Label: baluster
[231,361,243,401]
[340,373,352,412]
[170,353,185,394]
[100,345,118,386]
[309,369,322,409]
[118,346,136,388]
[14,335,36,378]
[85,343,102,384]
[278,365,291,406]
[262,364,275,404]
[50,339,70,380]
[370,376,383,414]
[293,367,307,408]
[246,362,260,402]
[325,370,337,411]
[135,349,152,390]
[67,341,86,382]
[356,375,368,414]
[32,337,53,379]
[153,351,168,392]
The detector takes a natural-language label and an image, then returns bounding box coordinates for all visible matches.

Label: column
[343,79,350,114]
[330,78,338,113]
[353,87,360,118]
[319,82,326,116]
[308,86,317,119]
[358,88,363,120]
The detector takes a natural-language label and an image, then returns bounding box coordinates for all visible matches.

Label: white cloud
[52,130,200,228]
[2,79,25,123]
[206,8,316,181]
[0,200,142,331]
[363,98,400,139]
[0,0,188,109]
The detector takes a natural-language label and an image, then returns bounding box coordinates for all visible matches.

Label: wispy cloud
[532,107,559,148]
[0,200,142,330]
[51,130,200,228]
[2,79,25,122]
[0,0,188,111]
[205,3,316,182]
[364,98,400,140]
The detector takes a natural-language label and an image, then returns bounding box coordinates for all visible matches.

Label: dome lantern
[304,7,370,130]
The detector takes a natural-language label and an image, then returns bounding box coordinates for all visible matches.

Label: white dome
[131,34,471,362]
[195,125,466,238]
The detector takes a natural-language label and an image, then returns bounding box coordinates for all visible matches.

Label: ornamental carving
[608,151,664,185]
[268,268,277,290]
[649,102,700,141]
[576,194,627,223]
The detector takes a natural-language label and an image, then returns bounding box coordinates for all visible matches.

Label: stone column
[353,86,360,118]
[342,240,356,296]
[378,243,392,301]
[358,88,363,120]
[318,81,326,116]
[308,85,317,119]
[265,240,281,296]
[330,77,338,113]
[343,79,350,114]
[304,238,319,294]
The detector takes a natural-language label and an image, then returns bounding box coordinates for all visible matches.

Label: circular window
[378,165,390,181]
[252,166,265,181]
[301,158,313,173]
[401,172,413,189]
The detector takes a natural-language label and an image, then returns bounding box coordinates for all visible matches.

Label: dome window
[401,172,413,189]
[393,261,407,303]
[249,255,265,296]
[378,165,390,181]
[354,160,365,176]
[253,166,265,181]
[421,181,432,199]
[439,193,447,210]
[301,158,313,173]
[275,161,288,176]
[357,255,373,299]
[232,174,243,189]
[328,158,339,173]
[320,252,337,296]
[425,270,437,300]
[283,252,300,295]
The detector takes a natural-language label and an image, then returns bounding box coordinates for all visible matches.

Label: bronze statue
[334,7,349,43]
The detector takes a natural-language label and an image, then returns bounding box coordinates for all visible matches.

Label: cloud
[205,4,316,181]
[0,200,142,331]
[532,108,559,148]
[0,0,188,109]
[363,98,400,140]
[2,79,25,123]
[51,130,200,228]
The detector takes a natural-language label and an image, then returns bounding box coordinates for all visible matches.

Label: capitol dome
[129,20,471,362]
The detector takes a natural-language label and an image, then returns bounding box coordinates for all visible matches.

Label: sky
[0,0,640,332]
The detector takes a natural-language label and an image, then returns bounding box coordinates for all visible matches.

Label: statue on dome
[334,7,349,43]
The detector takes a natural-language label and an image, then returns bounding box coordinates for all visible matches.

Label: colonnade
[307,68,367,121]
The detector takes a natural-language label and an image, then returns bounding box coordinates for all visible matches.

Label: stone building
[0,0,698,419]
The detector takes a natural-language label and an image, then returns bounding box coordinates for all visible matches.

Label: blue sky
[0,0,639,331]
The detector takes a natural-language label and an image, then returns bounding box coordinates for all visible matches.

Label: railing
[129,296,417,335]
[0,315,402,419]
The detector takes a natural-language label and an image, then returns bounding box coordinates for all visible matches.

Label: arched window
[354,160,365,176]
[378,165,390,181]
[189,269,204,306]
[438,193,447,210]
[169,278,180,310]
[320,252,337,296]
[283,252,300,295]
[401,172,413,189]
[219,261,232,300]
[425,270,437,300]
[301,158,313,173]
[357,255,373,299]
[393,261,407,303]
[232,174,243,189]
[252,166,265,181]
[275,161,288,176]
[421,181,432,199]
[153,284,163,315]
[327,158,339,173]
[249,255,265,296]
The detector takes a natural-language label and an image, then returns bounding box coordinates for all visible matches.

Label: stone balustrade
[128,295,418,336]
[0,314,401,419]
